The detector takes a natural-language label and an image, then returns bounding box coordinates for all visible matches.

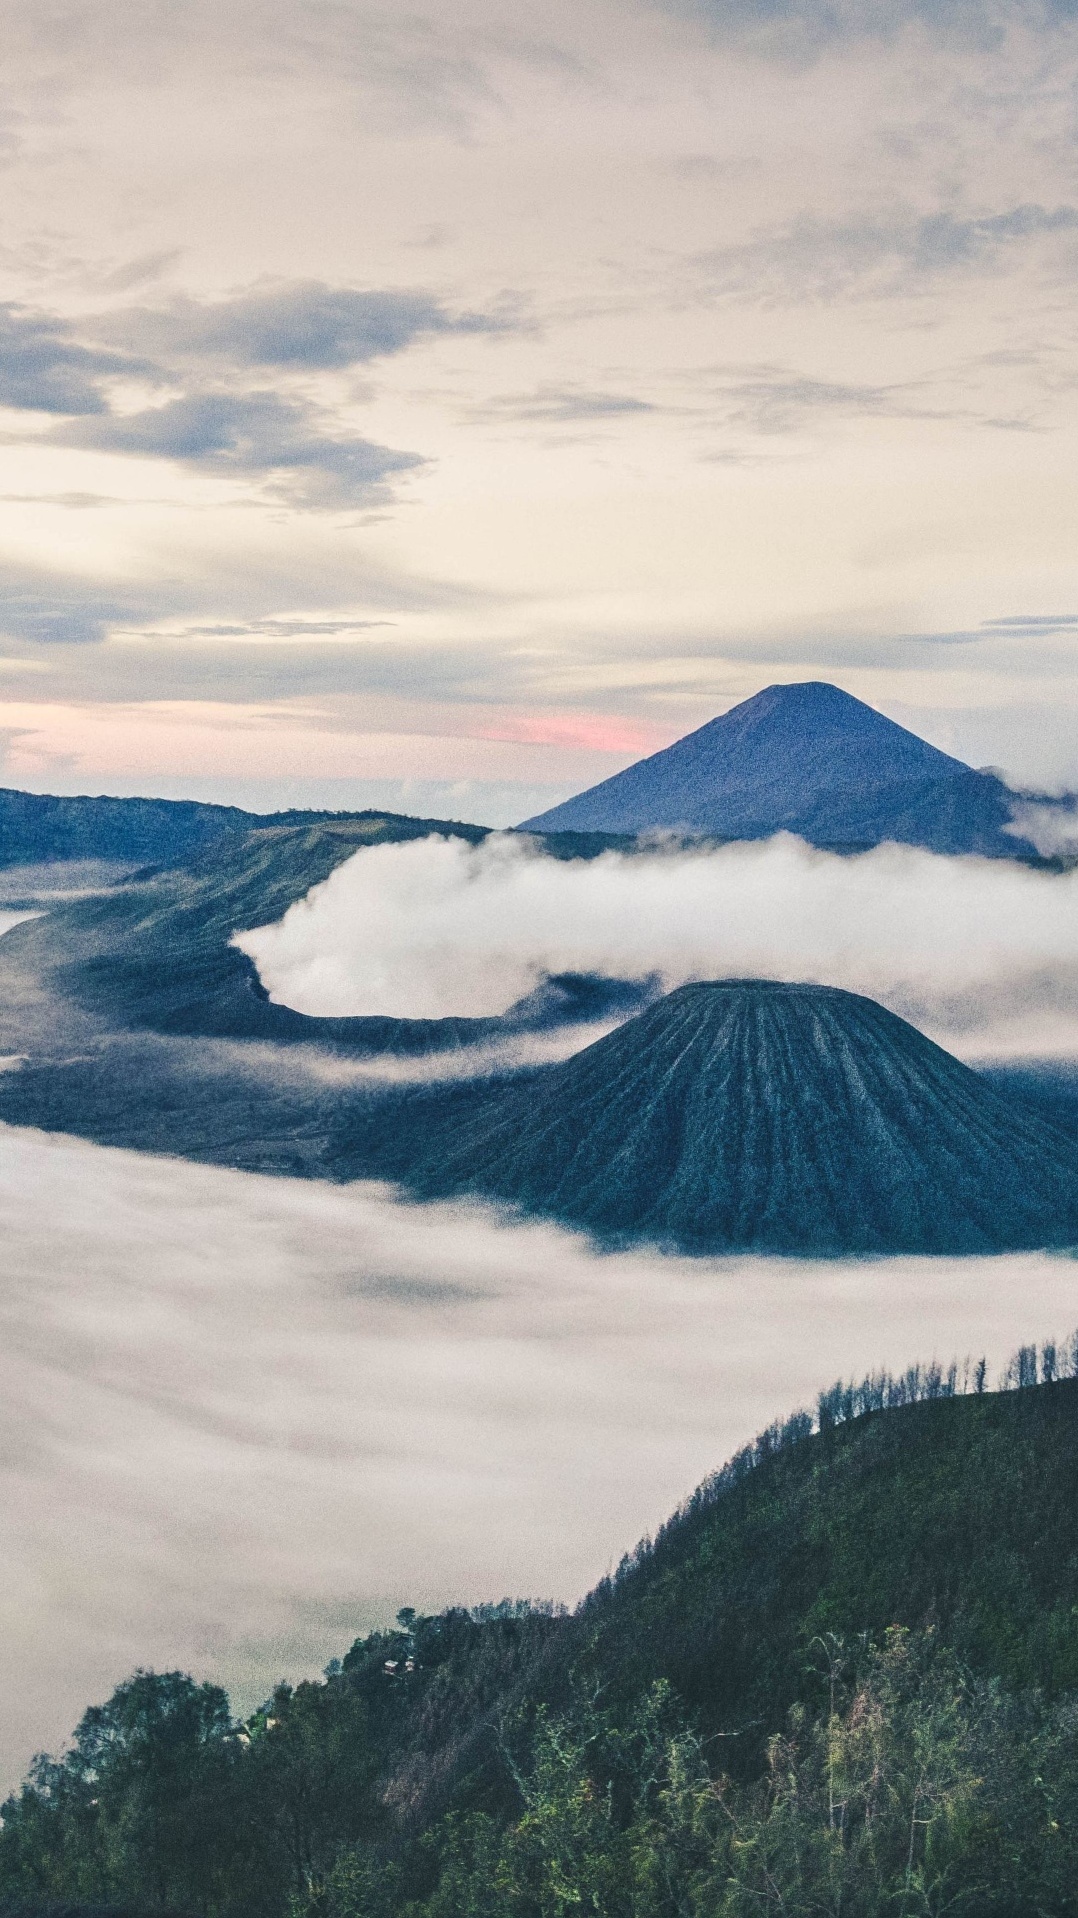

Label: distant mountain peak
[721,678,916,722]
[520,680,1029,857]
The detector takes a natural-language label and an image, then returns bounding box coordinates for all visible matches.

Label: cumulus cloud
[0,302,141,415]
[1,1117,1076,1791]
[237,831,1078,1056]
[102,281,510,370]
[63,391,425,509]
[0,278,504,509]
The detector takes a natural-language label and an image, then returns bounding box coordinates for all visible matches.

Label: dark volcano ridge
[334,977,1078,1256]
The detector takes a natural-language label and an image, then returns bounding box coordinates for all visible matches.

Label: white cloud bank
[3,1121,1078,1793]
[1006,799,1078,859]
[237,832,1078,1057]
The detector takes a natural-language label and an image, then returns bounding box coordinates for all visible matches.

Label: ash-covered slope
[522,681,1031,856]
[349,979,1078,1254]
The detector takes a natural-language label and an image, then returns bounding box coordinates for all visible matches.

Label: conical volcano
[521,682,1030,857]
[349,980,1078,1255]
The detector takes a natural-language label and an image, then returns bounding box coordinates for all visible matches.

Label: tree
[0,1669,237,1913]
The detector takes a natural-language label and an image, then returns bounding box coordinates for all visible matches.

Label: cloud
[237,831,1078,1056]
[696,364,939,433]
[663,0,1078,56]
[1,1117,1076,1791]
[0,303,140,415]
[0,279,507,506]
[174,1019,636,1087]
[0,529,498,662]
[696,203,1078,303]
[103,281,511,370]
[1005,797,1078,856]
[897,612,1078,646]
[980,612,1078,633]
[471,384,656,425]
[0,560,322,649]
[95,250,187,294]
[467,370,931,440]
[0,579,144,646]
[60,392,425,509]
[0,0,512,133]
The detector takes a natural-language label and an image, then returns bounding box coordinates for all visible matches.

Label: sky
[0,0,1075,820]
[3,1116,1077,1791]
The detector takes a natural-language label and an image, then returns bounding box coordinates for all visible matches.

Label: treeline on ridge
[4,1341,1078,1918]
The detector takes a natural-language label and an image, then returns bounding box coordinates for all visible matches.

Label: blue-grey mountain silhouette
[0,785,308,868]
[521,680,1032,856]
[339,979,1078,1255]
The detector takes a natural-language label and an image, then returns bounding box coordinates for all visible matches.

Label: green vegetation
[5,1352,1078,1916]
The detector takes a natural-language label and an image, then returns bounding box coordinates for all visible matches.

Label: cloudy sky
[0,0,1077,819]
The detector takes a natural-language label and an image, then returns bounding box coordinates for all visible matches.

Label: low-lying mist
[236,833,1078,1059]
[0,909,38,941]
[3,1120,1078,1791]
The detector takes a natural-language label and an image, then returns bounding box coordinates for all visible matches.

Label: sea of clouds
[237,832,1078,1057]
[2,1119,1078,1792]
[8,833,1078,1790]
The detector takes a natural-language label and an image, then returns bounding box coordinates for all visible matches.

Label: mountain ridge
[521,680,1035,856]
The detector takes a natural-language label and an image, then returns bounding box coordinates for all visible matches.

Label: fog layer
[238,833,1078,1056]
[2,1119,1077,1790]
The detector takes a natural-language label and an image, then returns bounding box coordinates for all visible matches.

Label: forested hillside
[4,1355,1078,1916]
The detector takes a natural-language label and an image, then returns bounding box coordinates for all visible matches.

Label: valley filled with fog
[1,1114,1077,1792]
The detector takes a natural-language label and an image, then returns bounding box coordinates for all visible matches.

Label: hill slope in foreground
[337,978,1078,1254]
[5,1376,1078,1917]
[522,679,1038,856]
